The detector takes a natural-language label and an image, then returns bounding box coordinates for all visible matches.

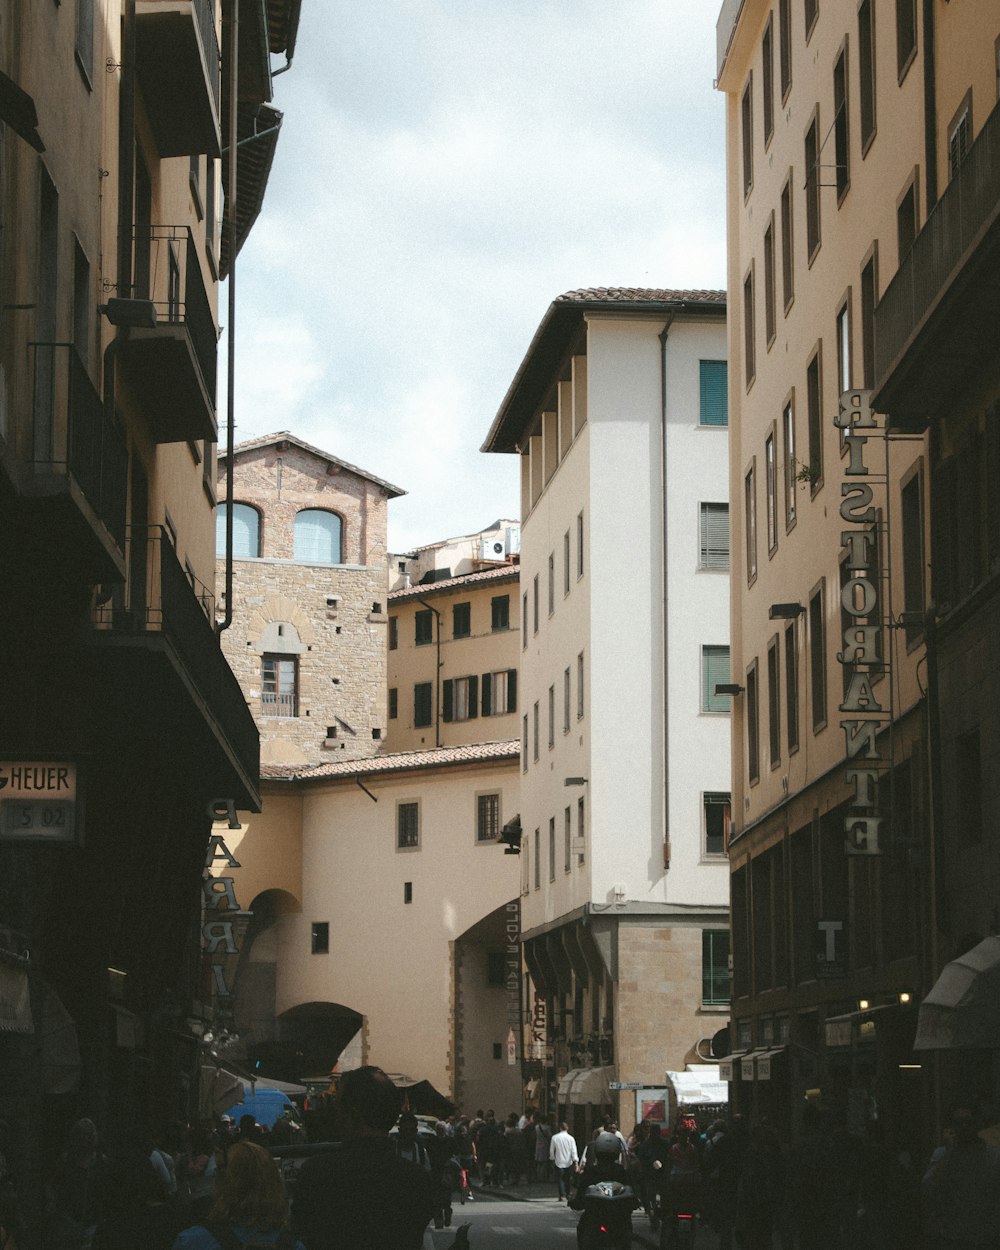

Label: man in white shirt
[549,1122,580,1201]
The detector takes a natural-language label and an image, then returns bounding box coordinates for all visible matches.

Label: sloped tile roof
[221,431,406,498]
[389,564,519,602]
[262,739,521,783]
[556,287,726,305]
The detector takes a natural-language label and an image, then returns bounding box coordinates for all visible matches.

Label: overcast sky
[228,1,727,553]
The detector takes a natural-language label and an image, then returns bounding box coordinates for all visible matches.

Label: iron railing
[94,527,258,777]
[29,342,129,549]
[875,95,1000,384]
[133,224,217,404]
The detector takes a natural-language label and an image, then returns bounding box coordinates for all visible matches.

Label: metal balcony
[119,226,218,443]
[135,0,221,157]
[873,96,1000,431]
[92,527,260,810]
[6,343,129,583]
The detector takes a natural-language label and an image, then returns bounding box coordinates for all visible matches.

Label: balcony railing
[94,527,259,804]
[874,96,1000,405]
[135,0,222,157]
[29,342,129,552]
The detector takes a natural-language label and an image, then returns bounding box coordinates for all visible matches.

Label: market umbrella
[914,936,1000,1050]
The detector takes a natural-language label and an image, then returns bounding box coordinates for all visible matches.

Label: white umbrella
[914,936,1000,1050]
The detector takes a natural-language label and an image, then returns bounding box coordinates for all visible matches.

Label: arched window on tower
[216,503,261,558]
[294,509,343,563]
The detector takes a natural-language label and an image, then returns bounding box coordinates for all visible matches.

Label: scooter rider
[569,1133,636,1247]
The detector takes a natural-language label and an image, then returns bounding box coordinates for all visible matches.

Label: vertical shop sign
[504,900,520,1059]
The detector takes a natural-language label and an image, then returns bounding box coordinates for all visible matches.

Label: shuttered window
[443,675,479,722]
[481,669,517,717]
[699,360,728,426]
[702,645,732,712]
[699,503,730,570]
[293,509,342,563]
[216,503,260,558]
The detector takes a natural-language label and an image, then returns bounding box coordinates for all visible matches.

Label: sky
[228,1,728,554]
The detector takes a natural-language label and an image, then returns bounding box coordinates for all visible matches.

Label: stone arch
[246,595,317,648]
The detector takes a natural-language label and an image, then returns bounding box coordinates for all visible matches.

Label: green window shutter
[700,503,730,570]
[442,679,454,722]
[481,673,492,717]
[467,676,478,720]
[507,669,518,713]
[700,360,729,427]
[702,645,731,712]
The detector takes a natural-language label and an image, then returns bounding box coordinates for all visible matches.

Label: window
[785,621,800,753]
[453,602,471,639]
[548,553,555,615]
[311,923,329,955]
[897,177,918,261]
[805,0,818,38]
[294,509,342,563]
[577,796,586,864]
[745,462,758,583]
[414,682,433,728]
[443,676,478,722]
[861,249,878,387]
[743,268,756,387]
[482,668,518,716]
[741,75,754,197]
[205,158,217,259]
[522,715,528,772]
[397,802,419,849]
[404,882,413,904]
[834,44,850,200]
[779,0,792,100]
[699,360,729,426]
[533,575,539,634]
[577,511,585,577]
[699,503,730,570]
[896,0,917,80]
[564,808,572,873]
[807,347,823,491]
[522,592,528,648]
[563,531,571,595]
[702,645,732,713]
[389,616,398,650]
[704,793,731,857]
[75,0,94,85]
[563,668,571,733]
[767,637,781,768]
[805,113,821,259]
[783,396,797,529]
[764,217,776,346]
[549,817,556,881]
[901,467,925,645]
[216,503,261,558]
[762,17,775,146]
[859,0,877,151]
[534,828,540,890]
[766,432,778,555]
[261,656,297,717]
[577,652,585,719]
[533,701,539,761]
[548,685,555,748]
[836,298,852,398]
[809,583,827,730]
[477,793,501,843]
[491,594,510,631]
[780,176,794,311]
[415,609,433,646]
[703,930,731,1006]
[747,660,761,784]
[73,238,91,370]
[389,688,398,719]
[948,96,971,180]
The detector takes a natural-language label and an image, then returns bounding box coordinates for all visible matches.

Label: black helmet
[594,1131,622,1160]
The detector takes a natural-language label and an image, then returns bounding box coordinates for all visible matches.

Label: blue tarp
[229,1087,294,1129]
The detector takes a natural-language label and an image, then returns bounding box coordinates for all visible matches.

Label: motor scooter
[573,1179,637,1250]
[651,1158,699,1249]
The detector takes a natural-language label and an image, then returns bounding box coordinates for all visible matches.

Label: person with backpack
[171,1141,304,1250]
[393,1113,431,1171]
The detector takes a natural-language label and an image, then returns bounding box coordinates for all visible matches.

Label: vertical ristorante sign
[505,900,521,1060]
[835,390,886,856]
[203,800,248,1014]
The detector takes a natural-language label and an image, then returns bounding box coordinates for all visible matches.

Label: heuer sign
[0,761,80,844]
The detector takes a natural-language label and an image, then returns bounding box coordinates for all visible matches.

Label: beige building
[216,431,405,767]
[483,288,731,1137]
[389,517,520,592]
[717,0,998,1148]
[0,0,300,1222]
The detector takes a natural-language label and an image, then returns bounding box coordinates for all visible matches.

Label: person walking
[534,1116,554,1184]
[550,1122,580,1202]
[171,1141,303,1250]
[922,1101,1000,1250]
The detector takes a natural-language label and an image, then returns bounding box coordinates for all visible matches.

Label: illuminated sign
[0,760,80,844]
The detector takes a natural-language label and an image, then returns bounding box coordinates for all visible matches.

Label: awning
[557,1069,579,1101]
[569,1065,615,1106]
[716,1052,748,1081]
[250,1075,307,1096]
[666,1066,729,1103]
[755,1049,785,1081]
[915,936,1000,1050]
[199,1063,245,1118]
[0,71,45,152]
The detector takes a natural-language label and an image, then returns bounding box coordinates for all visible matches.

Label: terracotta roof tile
[262,739,521,783]
[556,287,726,305]
[389,564,519,602]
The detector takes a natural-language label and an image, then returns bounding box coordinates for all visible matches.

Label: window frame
[745,459,758,585]
[779,0,792,102]
[747,658,761,785]
[896,0,918,83]
[860,244,879,388]
[476,792,501,844]
[452,601,471,639]
[293,508,344,564]
[702,644,733,714]
[699,502,730,571]
[766,428,778,556]
[805,109,822,263]
[741,73,754,199]
[859,0,877,155]
[764,214,776,348]
[397,800,420,851]
[491,594,510,632]
[415,609,434,647]
[783,391,798,532]
[414,681,433,729]
[699,360,729,427]
[743,263,756,389]
[261,654,298,718]
[703,929,731,1007]
[703,792,732,858]
[767,634,782,770]
[809,581,828,733]
[833,39,851,203]
[785,620,800,755]
[311,922,329,955]
[780,174,795,313]
[806,344,824,495]
[896,171,919,263]
[762,15,775,148]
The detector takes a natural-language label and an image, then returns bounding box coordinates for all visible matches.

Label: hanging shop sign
[816,919,847,979]
[530,990,547,1061]
[835,389,887,856]
[505,900,520,1061]
[203,799,247,1011]
[0,759,81,845]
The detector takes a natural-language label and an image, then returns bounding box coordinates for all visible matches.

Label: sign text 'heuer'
[835,390,887,856]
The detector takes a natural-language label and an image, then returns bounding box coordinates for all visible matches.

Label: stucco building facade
[483,288,732,1136]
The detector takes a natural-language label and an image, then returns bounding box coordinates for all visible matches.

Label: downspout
[218,0,238,633]
[417,597,442,747]
[658,316,676,872]
[922,0,938,211]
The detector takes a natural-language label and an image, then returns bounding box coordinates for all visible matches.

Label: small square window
[311,922,329,954]
[404,882,413,904]
[453,602,471,639]
[415,609,433,646]
[491,595,510,631]
[704,793,731,857]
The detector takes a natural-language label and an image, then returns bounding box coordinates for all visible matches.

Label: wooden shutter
[506,669,518,713]
[481,673,492,717]
[442,679,454,722]
[467,676,478,720]
[700,360,728,426]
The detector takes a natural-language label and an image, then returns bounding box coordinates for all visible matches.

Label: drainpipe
[218,0,238,633]
[417,597,442,747]
[658,316,675,871]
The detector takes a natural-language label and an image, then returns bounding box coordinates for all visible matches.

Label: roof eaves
[222,431,407,498]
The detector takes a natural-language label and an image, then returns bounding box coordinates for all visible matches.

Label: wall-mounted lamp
[769,602,806,619]
[898,991,912,1005]
[715,683,745,696]
[858,998,871,1011]
[564,777,589,787]
[101,297,157,328]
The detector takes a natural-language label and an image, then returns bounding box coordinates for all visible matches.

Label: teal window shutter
[702,645,732,712]
[700,360,729,426]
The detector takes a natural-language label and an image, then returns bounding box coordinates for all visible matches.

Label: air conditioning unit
[479,537,506,561]
[504,526,521,556]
